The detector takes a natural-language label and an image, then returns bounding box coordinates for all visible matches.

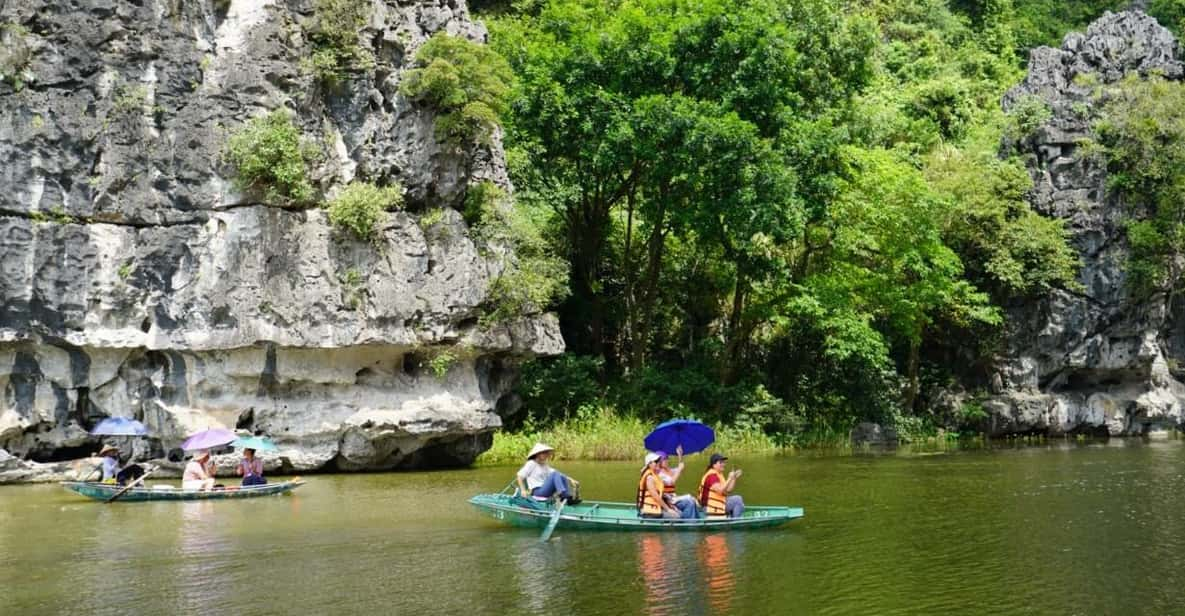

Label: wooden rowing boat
[470,493,803,531]
[61,480,305,502]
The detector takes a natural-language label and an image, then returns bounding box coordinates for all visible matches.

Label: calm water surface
[4,440,1185,615]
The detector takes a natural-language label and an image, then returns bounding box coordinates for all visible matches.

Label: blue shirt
[100,457,119,481]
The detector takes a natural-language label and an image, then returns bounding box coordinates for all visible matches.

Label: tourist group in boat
[515,441,746,519]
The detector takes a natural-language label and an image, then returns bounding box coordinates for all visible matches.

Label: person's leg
[662,508,681,519]
[675,496,698,519]
[531,471,561,498]
[726,495,745,518]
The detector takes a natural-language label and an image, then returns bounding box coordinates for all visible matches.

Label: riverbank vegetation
[466,0,1185,446]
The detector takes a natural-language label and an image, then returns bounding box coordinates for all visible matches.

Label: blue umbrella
[231,436,279,452]
[644,419,715,455]
[91,417,149,436]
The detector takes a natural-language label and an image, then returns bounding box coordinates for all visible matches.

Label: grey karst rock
[984,10,1185,436]
[0,0,562,479]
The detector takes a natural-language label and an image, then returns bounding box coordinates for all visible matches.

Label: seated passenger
[182,450,216,491]
[656,447,698,519]
[516,443,580,504]
[238,448,267,487]
[698,453,745,518]
[638,452,681,519]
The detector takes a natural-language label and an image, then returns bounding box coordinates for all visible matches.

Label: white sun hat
[526,443,555,461]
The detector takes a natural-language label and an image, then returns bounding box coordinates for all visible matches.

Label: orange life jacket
[698,469,727,517]
[637,468,663,515]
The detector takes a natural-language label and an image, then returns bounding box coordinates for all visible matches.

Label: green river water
[4,439,1185,615]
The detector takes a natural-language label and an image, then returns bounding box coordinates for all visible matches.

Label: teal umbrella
[230,436,279,452]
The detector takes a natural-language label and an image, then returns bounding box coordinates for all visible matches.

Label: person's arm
[237,460,245,476]
[515,461,532,496]
[722,470,741,493]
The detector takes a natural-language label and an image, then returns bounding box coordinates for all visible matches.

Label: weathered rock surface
[0,0,562,477]
[983,11,1185,436]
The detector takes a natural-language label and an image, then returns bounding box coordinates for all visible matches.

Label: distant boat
[470,493,803,531]
[61,480,305,502]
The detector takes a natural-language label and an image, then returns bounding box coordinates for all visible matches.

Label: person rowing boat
[515,443,581,505]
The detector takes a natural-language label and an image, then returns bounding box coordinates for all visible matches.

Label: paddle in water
[540,498,565,542]
[105,465,157,503]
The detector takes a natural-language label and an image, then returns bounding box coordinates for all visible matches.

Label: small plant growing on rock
[113,84,149,115]
[419,208,446,229]
[338,267,366,309]
[428,350,457,380]
[303,0,375,86]
[117,261,134,280]
[1005,95,1052,141]
[325,181,404,241]
[465,181,569,326]
[0,23,35,92]
[400,33,514,145]
[226,109,319,204]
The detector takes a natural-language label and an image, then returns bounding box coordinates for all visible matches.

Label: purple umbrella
[180,428,237,451]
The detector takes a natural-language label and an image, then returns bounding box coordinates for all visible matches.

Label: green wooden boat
[470,493,803,531]
[61,480,305,502]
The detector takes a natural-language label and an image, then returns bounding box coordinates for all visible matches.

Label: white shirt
[516,459,553,491]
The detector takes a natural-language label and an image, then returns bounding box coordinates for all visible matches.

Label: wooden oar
[540,498,566,542]
[105,465,156,503]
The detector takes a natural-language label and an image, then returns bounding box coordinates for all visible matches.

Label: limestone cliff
[0,0,562,479]
[982,11,1185,435]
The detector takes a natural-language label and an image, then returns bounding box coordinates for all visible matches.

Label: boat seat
[152,485,176,490]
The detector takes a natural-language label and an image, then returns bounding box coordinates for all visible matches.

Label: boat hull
[61,480,305,502]
[469,493,802,531]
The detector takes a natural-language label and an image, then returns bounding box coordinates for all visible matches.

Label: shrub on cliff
[325,181,404,241]
[1094,74,1185,298]
[400,33,514,145]
[226,109,318,204]
[465,181,569,325]
[304,0,375,86]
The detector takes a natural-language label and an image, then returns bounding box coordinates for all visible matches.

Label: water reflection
[636,533,738,615]
[513,534,572,610]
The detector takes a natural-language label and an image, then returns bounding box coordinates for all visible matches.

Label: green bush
[303,0,375,85]
[1005,95,1052,141]
[400,33,514,144]
[325,181,404,241]
[226,109,318,204]
[467,181,569,325]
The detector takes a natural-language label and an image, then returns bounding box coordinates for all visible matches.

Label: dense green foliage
[466,181,570,325]
[469,0,1185,444]
[1095,75,1185,300]
[304,0,375,85]
[225,110,318,204]
[401,33,514,144]
[325,181,404,241]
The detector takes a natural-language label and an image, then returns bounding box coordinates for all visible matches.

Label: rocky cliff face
[984,11,1185,436]
[0,0,562,479]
